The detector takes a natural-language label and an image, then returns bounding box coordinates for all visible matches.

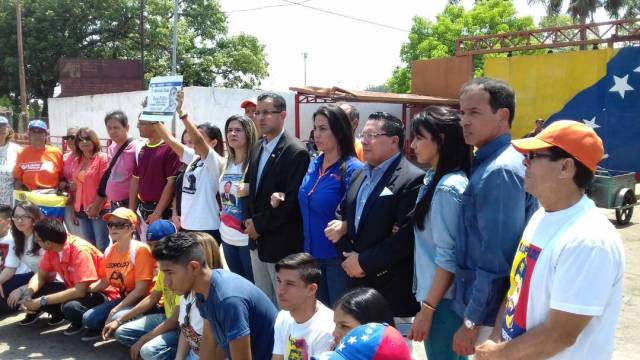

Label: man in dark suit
[244,92,310,305]
[326,112,424,319]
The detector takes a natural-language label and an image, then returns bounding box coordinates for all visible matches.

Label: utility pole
[171,0,178,75]
[15,0,28,132]
[140,0,145,83]
[303,52,308,86]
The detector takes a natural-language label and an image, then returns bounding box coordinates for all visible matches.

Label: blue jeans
[82,298,131,330]
[424,299,468,360]
[222,242,253,282]
[115,313,178,360]
[0,272,33,313]
[62,292,107,326]
[78,214,110,252]
[317,257,349,308]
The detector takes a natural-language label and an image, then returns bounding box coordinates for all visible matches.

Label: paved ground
[1,205,639,359]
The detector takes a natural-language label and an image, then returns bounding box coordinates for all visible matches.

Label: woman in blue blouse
[297,104,362,307]
[406,106,472,360]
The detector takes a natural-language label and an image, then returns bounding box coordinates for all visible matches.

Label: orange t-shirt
[14,145,63,190]
[102,240,156,297]
[354,138,365,162]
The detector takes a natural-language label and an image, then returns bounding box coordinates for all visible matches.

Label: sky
[215,0,563,91]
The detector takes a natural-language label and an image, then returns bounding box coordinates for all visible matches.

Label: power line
[226,0,312,14]
[279,0,410,33]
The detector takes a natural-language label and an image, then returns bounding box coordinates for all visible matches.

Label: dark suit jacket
[336,153,424,317]
[246,131,310,263]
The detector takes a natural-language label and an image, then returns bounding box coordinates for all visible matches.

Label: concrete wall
[48,87,403,141]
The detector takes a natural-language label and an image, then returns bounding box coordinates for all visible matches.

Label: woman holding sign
[154,92,225,242]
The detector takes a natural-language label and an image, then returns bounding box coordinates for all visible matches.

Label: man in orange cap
[476,120,625,360]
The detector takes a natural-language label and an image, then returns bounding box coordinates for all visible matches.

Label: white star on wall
[582,117,601,129]
[347,336,357,345]
[609,75,634,98]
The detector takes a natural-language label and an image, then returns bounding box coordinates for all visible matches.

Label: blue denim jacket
[452,134,539,326]
[413,170,468,303]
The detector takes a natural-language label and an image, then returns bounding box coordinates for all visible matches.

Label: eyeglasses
[62,135,76,141]
[527,152,555,161]
[12,215,33,222]
[359,132,389,140]
[253,110,282,117]
[107,221,131,229]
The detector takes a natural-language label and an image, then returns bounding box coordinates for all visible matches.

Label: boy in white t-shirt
[273,253,335,360]
[476,121,625,360]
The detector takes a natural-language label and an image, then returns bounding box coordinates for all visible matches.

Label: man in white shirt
[273,253,334,360]
[476,120,625,360]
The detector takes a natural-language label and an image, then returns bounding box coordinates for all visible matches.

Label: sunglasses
[78,136,92,142]
[62,135,76,141]
[527,152,555,161]
[107,221,131,229]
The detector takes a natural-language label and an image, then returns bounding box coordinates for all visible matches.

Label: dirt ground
[1,207,639,360]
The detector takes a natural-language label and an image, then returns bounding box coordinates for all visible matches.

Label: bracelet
[116,318,124,326]
[421,301,437,312]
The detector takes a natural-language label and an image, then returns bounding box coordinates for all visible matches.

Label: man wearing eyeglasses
[475,121,624,360]
[452,78,539,356]
[325,111,424,321]
[244,92,310,306]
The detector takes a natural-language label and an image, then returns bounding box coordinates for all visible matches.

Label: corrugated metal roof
[289,86,458,105]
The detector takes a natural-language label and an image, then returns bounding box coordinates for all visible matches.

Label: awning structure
[289,85,459,138]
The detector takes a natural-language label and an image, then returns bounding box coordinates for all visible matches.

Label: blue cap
[28,119,48,131]
[312,323,410,360]
[146,220,177,242]
[0,116,8,125]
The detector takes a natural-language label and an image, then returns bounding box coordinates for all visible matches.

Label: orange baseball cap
[102,207,138,225]
[511,120,604,173]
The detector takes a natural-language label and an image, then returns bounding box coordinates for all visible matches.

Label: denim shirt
[452,134,539,326]
[413,170,468,303]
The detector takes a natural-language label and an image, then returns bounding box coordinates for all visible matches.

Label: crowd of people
[0,77,626,360]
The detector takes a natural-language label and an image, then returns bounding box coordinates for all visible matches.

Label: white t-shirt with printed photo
[179,292,203,358]
[219,162,249,246]
[273,301,335,359]
[502,195,624,359]
[180,147,224,231]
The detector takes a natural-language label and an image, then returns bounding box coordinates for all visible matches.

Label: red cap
[511,120,604,173]
[240,98,257,109]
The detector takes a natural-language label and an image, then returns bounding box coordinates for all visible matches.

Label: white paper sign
[140,75,183,124]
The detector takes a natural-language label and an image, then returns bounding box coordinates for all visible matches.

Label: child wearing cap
[74,208,155,341]
[313,323,411,360]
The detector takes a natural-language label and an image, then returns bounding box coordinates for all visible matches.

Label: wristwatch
[39,296,48,308]
[463,318,477,330]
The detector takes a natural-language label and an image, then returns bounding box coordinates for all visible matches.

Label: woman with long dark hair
[332,287,395,345]
[218,114,258,282]
[294,104,362,307]
[406,106,472,360]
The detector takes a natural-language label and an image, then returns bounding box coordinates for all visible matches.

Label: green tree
[385,0,535,93]
[0,0,268,115]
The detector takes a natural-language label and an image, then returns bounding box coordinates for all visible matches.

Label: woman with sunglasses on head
[70,127,111,252]
[4,202,46,323]
[218,114,258,282]
[60,127,82,235]
[0,116,21,206]
[154,91,225,242]
[73,207,156,341]
[406,107,472,360]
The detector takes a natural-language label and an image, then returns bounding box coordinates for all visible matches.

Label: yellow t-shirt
[154,271,181,318]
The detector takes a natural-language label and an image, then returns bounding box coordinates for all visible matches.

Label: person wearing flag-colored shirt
[19,218,111,332]
[476,121,624,360]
